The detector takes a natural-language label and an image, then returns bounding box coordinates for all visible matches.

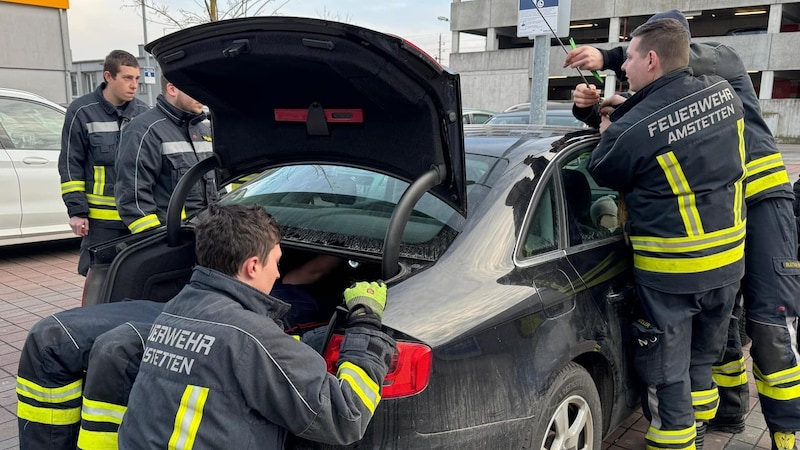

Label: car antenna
[530,1,603,87]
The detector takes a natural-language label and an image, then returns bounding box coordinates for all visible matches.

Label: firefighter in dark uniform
[115,77,217,234]
[118,204,396,448]
[566,10,800,449]
[15,301,163,450]
[58,50,150,276]
[588,18,746,450]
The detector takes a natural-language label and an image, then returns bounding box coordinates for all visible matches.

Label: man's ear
[238,256,259,280]
[103,71,113,83]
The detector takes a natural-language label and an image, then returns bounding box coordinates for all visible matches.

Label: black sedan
[83,17,639,449]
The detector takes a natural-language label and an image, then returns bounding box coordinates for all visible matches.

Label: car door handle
[22,157,49,165]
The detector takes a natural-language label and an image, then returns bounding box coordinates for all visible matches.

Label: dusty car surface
[0,88,74,246]
[82,16,639,449]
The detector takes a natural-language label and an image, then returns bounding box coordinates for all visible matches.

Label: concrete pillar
[451,31,460,53]
[608,17,620,43]
[604,16,621,97]
[486,27,498,51]
[760,71,774,100]
[768,4,782,34]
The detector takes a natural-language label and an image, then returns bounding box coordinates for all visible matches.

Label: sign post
[142,67,157,85]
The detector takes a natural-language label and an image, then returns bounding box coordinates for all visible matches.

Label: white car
[0,88,74,245]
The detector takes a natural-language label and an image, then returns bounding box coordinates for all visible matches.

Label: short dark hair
[103,50,140,77]
[194,204,281,276]
[630,18,690,73]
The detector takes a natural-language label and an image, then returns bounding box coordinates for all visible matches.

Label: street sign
[517,0,571,38]
[142,66,157,85]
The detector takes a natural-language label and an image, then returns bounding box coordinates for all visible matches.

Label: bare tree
[126,0,293,29]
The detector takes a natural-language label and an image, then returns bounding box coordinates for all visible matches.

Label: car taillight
[323,334,432,398]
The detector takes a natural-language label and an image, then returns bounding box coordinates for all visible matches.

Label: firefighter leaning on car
[15,301,164,450]
[588,18,746,450]
[117,203,396,449]
[58,50,150,276]
[115,75,217,234]
[566,9,800,449]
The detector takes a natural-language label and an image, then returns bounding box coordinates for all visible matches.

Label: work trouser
[78,225,128,276]
[634,282,738,450]
[16,301,163,450]
[78,321,152,450]
[711,294,749,423]
[743,197,800,433]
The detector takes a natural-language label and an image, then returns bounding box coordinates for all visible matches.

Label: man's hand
[573,83,600,108]
[597,95,625,134]
[344,281,387,320]
[69,216,89,237]
[564,46,603,71]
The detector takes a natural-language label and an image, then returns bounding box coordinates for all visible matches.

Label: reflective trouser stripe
[712,357,748,388]
[169,385,209,450]
[645,424,696,450]
[754,363,800,401]
[61,180,86,194]
[17,401,81,426]
[129,214,161,234]
[17,377,83,403]
[80,397,126,425]
[77,429,119,450]
[337,361,380,414]
[692,386,719,421]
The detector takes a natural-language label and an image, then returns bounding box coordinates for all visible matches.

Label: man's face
[253,243,282,295]
[621,37,652,92]
[175,90,205,115]
[104,65,140,105]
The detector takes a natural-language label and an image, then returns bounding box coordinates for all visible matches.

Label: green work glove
[343,281,387,320]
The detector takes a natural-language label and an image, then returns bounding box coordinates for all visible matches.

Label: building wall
[0,1,71,104]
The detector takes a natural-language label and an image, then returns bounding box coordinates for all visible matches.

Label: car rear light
[323,334,432,398]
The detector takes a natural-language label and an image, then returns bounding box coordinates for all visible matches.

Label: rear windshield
[220,155,497,259]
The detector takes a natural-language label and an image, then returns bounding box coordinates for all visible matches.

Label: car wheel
[533,362,602,450]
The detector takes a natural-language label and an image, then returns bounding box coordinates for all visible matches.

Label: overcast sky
[65,0,478,65]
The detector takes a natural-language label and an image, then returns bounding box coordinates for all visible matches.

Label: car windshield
[220,154,497,259]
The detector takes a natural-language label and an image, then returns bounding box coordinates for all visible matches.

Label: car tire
[532,362,602,450]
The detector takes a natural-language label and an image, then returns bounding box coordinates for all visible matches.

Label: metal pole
[529,35,548,126]
[438,33,442,63]
[142,2,154,106]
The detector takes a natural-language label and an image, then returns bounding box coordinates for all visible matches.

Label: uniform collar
[189,266,291,319]
[94,82,141,119]
[156,94,207,127]
[611,67,693,120]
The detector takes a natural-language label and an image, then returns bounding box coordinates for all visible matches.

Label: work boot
[772,431,798,450]
[707,416,745,434]
[695,422,706,450]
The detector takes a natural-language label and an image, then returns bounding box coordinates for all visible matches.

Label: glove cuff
[346,296,384,320]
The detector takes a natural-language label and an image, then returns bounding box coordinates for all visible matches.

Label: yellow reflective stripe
[657,151,703,236]
[93,166,106,196]
[86,193,116,207]
[88,208,122,221]
[168,385,209,450]
[692,386,719,420]
[645,446,694,450]
[754,363,800,385]
[746,170,790,199]
[17,401,81,425]
[634,241,744,274]
[291,335,301,341]
[713,371,748,388]
[81,397,127,425]
[129,214,161,234]
[337,361,380,414]
[734,119,746,224]
[630,221,746,253]
[646,425,696,445]
[16,377,83,403]
[755,379,800,401]
[181,207,187,220]
[77,428,119,450]
[61,180,86,194]
[713,356,747,375]
[746,153,785,177]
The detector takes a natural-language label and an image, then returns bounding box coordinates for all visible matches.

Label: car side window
[0,98,63,150]
[560,150,621,245]
[522,179,559,256]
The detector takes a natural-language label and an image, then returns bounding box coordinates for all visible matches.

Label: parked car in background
[82,17,638,449]
[0,88,74,246]
[462,108,495,124]
[486,108,589,128]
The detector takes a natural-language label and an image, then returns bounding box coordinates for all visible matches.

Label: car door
[0,96,69,238]
[0,141,22,240]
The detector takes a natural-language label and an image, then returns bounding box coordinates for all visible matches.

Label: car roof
[146,16,468,215]
[0,88,66,111]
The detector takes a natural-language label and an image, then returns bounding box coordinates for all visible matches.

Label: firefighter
[58,50,150,275]
[566,10,800,449]
[118,203,396,448]
[588,18,746,450]
[15,301,163,450]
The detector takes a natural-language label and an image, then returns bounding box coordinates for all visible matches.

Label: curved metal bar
[167,155,221,247]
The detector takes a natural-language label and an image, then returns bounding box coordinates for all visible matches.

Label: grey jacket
[115,94,217,233]
[118,267,396,449]
[58,83,149,228]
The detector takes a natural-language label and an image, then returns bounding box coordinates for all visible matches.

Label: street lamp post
[437,16,449,65]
